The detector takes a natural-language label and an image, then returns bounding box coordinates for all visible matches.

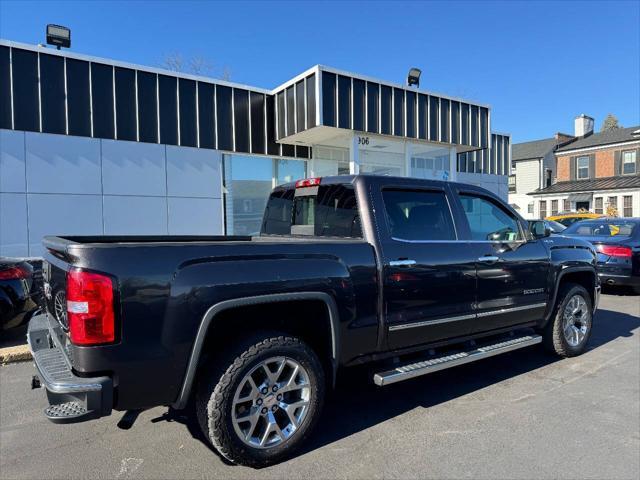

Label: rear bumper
[27,313,113,424]
[598,272,640,288]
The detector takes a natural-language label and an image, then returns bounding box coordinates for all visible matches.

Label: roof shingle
[556,126,640,152]
[530,175,640,195]
[512,138,560,161]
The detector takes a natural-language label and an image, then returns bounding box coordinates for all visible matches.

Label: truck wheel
[542,283,593,357]
[196,332,325,467]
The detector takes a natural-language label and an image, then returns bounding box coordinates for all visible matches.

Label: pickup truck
[28,174,600,467]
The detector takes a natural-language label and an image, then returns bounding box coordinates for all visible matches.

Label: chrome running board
[373,334,542,386]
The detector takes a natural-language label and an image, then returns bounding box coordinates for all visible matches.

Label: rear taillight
[67,269,115,345]
[295,177,321,188]
[597,244,632,258]
[0,266,29,280]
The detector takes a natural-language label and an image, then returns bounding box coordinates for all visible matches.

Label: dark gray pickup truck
[29,174,600,466]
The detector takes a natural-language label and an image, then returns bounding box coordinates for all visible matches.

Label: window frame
[539,200,547,219]
[623,195,633,217]
[576,156,590,179]
[594,197,603,215]
[622,150,637,175]
[380,186,459,243]
[456,191,526,243]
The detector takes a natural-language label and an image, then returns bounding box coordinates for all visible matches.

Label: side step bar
[374,334,542,386]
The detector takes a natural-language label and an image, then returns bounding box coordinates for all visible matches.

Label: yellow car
[546,212,604,227]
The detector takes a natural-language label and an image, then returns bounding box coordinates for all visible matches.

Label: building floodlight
[407,67,421,88]
[46,24,71,50]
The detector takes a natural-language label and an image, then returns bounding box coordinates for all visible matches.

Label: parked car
[528,219,566,235]
[28,175,600,467]
[547,212,604,227]
[561,218,640,292]
[0,258,41,334]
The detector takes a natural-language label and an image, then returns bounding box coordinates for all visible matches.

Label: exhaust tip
[606,279,615,285]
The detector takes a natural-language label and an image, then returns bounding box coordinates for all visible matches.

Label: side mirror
[529,220,551,239]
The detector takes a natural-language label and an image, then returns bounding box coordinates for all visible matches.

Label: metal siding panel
[12,49,39,132]
[277,91,286,139]
[216,85,233,151]
[460,103,469,145]
[338,75,351,129]
[266,95,279,155]
[90,63,115,139]
[405,90,416,138]
[440,98,449,143]
[296,145,310,159]
[393,88,404,136]
[450,101,459,144]
[250,92,265,154]
[418,94,427,140]
[39,53,66,135]
[352,78,365,131]
[0,46,11,129]
[380,85,392,134]
[115,67,136,141]
[366,82,379,134]
[197,82,215,149]
[296,80,305,133]
[178,78,197,147]
[428,96,438,141]
[158,74,178,145]
[137,71,158,143]
[233,88,249,153]
[65,58,90,137]
[321,71,336,127]
[282,143,295,158]
[480,107,489,148]
[306,73,316,129]
[470,105,479,147]
[286,85,295,135]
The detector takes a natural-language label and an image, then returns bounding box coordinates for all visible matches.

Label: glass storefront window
[410,145,452,180]
[360,150,405,176]
[276,158,306,185]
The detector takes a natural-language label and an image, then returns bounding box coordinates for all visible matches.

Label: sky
[0,0,638,143]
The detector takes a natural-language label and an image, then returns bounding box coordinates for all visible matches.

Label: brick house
[529,115,640,218]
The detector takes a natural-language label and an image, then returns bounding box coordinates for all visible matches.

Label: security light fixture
[46,24,71,50]
[407,67,421,88]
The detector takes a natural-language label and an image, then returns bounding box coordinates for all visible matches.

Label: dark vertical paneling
[321,71,336,127]
[338,75,351,129]
[12,49,39,132]
[296,146,310,159]
[352,78,365,132]
[450,101,460,144]
[115,67,136,141]
[491,134,497,174]
[306,74,316,129]
[233,88,249,153]
[277,91,285,139]
[496,136,503,175]
[380,85,392,135]
[0,46,10,129]
[460,103,469,145]
[286,85,295,135]
[197,83,215,149]
[418,94,428,140]
[503,136,510,176]
[428,96,438,141]
[178,78,196,147]
[137,71,158,143]
[480,107,489,148]
[216,85,233,151]
[440,98,449,143]
[296,80,305,133]
[366,82,378,134]
[266,94,279,156]
[158,74,177,145]
[470,105,479,147]
[282,144,295,157]
[250,92,265,154]
[405,90,416,138]
[91,63,114,139]
[39,54,65,134]
[65,58,90,137]
[458,152,467,173]
[393,88,404,136]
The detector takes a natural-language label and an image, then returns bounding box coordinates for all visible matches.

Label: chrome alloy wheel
[231,356,311,449]
[562,294,590,347]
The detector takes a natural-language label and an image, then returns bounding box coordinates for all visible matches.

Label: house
[530,115,640,218]
[508,133,574,219]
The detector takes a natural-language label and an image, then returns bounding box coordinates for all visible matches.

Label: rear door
[374,182,478,349]
[453,190,550,332]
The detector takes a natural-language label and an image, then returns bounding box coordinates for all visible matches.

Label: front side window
[622,151,637,175]
[459,194,523,242]
[382,189,456,241]
[577,156,589,179]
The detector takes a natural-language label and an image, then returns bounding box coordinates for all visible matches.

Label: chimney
[574,114,594,137]
[555,132,574,142]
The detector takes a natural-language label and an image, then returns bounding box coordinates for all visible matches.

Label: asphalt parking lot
[1,293,638,480]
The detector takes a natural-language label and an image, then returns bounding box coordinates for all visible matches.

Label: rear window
[564,221,637,237]
[261,184,362,238]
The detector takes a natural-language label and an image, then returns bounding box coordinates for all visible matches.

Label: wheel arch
[542,267,598,327]
[172,292,340,410]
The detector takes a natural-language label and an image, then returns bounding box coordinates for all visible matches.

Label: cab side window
[459,194,523,242]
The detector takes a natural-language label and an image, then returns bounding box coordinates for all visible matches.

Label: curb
[0,344,32,365]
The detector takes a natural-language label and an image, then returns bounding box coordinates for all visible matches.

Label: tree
[161,52,229,80]
[600,114,621,132]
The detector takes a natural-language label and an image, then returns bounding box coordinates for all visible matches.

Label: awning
[567,193,593,202]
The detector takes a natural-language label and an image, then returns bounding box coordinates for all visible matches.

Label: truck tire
[195,332,325,467]
[542,283,593,357]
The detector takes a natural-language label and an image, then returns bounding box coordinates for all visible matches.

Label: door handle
[477,256,500,262]
[389,259,417,267]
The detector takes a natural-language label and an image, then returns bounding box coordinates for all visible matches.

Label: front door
[456,192,550,332]
[377,186,478,349]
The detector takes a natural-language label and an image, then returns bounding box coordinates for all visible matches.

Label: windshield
[563,221,637,237]
[546,220,566,233]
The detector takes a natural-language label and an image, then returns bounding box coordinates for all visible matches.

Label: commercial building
[0,39,511,257]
